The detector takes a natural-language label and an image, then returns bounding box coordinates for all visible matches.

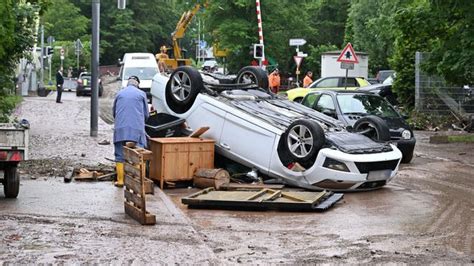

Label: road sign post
[337,43,359,90]
[294,56,303,86]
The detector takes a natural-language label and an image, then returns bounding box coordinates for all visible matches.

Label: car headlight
[323,158,350,172]
[401,130,411,140]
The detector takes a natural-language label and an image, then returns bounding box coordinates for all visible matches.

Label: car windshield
[337,94,399,118]
[124,67,158,80]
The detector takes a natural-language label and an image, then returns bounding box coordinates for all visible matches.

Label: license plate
[367,170,391,180]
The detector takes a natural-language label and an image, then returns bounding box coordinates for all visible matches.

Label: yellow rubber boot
[115,162,124,187]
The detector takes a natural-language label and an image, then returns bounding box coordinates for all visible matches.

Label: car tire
[4,165,19,198]
[166,66,203,114]
[236,66,269,90]
[280,119,326,163]
[353,115,390,142]
[400,149,414,164]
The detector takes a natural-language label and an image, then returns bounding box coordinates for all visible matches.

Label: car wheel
[399,145,414,163]
[281,119,326,163]
[4,165,19,198]
[236,66,269,90]
[353,115,390,142]
[166,66,203,114]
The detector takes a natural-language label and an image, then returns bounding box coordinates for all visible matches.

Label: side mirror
[117,59,123,67]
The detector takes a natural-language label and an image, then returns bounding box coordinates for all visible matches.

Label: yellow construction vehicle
[158,3,203,70]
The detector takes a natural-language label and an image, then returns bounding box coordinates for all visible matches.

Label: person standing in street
[303,71,313,88]
[113,76,149,187]
[55,68,64,103]
[268,68,281,93]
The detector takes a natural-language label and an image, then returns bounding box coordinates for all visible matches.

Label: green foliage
[389,1,437,108]
[423,0,474,85]
[304,44,338,79]
[0,94,21,123]
[42,0,89,41]
[345,0,407,75]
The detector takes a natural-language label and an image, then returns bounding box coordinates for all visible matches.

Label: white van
[119,53,159,100]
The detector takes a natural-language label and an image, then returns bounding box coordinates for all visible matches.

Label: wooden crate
[123,146,156,225]
[149,137,215,189]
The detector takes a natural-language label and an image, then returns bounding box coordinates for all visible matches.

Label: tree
[389,1,437,107]
[423,0,474,85]
[0,0,49,121]
[41,0,89,41]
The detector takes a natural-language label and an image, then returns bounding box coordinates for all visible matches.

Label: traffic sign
[337,43,359,64]
[294,56,303,68]
[289,38,306,46]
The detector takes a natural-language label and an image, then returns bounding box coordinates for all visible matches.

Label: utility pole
[91,0,100,137]
[255,0,265,68]
[40,25,44,87]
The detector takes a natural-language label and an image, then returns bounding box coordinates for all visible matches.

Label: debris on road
[182,187,343,212]
[123,145,156,225]
[193,168,230,190]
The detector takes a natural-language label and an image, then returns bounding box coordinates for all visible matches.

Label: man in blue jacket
[113,76,149,187]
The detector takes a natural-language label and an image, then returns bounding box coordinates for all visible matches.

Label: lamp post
[90,0,100,137]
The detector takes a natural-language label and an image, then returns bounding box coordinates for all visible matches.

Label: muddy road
[0,85,473,263]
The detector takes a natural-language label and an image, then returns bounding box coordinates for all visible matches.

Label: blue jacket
[113,85,149,147]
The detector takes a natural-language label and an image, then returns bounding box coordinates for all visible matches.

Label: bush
[0,93,21,123]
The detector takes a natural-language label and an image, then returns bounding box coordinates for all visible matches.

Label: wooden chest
[149,137,215,188]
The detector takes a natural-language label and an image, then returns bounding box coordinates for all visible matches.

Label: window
[312,78,339,88]
[341,78,357,87]
[301,93,320,108]
[315,94,335,112]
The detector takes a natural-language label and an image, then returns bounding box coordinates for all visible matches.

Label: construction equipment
[160,3,203,70]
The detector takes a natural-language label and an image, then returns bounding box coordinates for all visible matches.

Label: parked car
[357,83,398,106]
[76,72,103,97]
[376,70,395,84]
[301,90,415,163]
[118,53,159,101]
[150,66,402,191]
[281,76,370,102]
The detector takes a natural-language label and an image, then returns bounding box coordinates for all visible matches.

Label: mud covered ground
[0,84,473,263]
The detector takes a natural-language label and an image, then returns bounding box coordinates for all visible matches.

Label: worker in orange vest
[303,71,313,88]
[268,68,280,93]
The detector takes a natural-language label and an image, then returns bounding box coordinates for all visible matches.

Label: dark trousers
[56,85,63,102]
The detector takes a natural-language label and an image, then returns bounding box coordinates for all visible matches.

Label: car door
[313,93,338,119]
[219,113,276,173]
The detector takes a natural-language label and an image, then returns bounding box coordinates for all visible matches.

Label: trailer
[0,123,29,198]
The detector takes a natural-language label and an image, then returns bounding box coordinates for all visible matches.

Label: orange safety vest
[303,76,313,88]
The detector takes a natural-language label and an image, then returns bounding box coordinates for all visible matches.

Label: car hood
[326,131,393,154]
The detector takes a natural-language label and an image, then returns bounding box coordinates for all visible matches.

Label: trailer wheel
[236,66,269,90]
[4,165,19,198]
[353,115,390,142]
[280,119,325,163]
[166,66,203,114]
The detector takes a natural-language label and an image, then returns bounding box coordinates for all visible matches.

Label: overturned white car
[151,66,402,191]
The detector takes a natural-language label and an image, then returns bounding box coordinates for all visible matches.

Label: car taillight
[10,152,22,161]
[0,151,7,160]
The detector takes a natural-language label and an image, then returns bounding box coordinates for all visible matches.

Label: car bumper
[394,137,416,154]
[268,145,402,191]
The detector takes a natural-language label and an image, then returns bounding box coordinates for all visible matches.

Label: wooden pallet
[123,146,156,225]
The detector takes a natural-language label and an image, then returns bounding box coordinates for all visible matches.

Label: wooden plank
[261,190,281,202]
[245,189,269,201]
[124,189,144,209]
[125,174,154,195]
[219,183,285,191]
[124,201,156,225]
[124,162,141,179]
[125,174,142,193]
[189,127,210,138]
[123,146,142,164]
